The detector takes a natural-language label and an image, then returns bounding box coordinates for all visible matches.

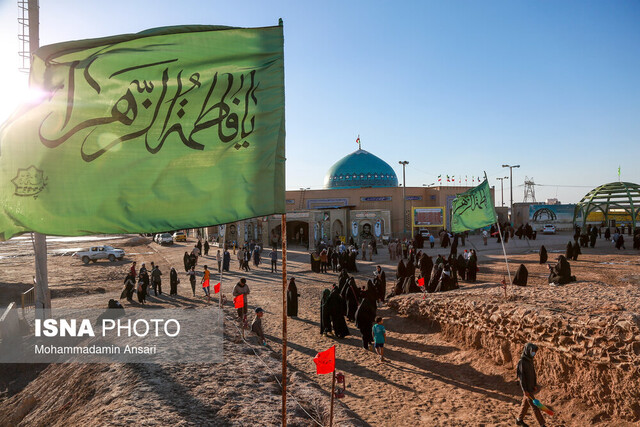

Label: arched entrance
[286,221,309,247]
[270,225,282,248]
[332,219,344,243]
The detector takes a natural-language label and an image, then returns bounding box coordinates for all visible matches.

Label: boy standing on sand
[251,307,267,346]
[372,317,386,362]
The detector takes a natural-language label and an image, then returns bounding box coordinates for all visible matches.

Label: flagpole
[219,259,223,310]
[281,214,288,427]
[484,172,512,294]
[329,364,336,427]
[495,220,512,292]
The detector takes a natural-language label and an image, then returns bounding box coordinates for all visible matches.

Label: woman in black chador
[539,245,548,264]
[355,281,377,349]
[456,254,467,281]
[571,240,581,261]
[419,253,433,285]
[434,263,456,292]
[342,277,360,322]
[183,252,190,272]
[565,241,573,260]
[326,286,350,338]
[287,278,299,317]
[405,257,416,279]
[548,255,576,285]
[169,267,178,295]
[338,269,349,293]
[374,265,386,303]
[427,262,443,293]
[512,264,528,286]
[121,273,136,301]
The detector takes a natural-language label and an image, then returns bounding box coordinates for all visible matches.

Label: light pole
[496,176,509,207]
[299,187,310,210]
[502,164,520,210]
[399,161,409,237]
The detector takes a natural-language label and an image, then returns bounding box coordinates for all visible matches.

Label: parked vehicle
[73,245,125,264]
[157,233,174,245]
[173,231,187,242]
[542,224,556,234]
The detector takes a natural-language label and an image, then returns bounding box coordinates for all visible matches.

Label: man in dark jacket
[150,262,162,296]
[516,343,546,426]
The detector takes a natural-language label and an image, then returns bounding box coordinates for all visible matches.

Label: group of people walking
[121,261,177,304]
[310,241,360,273]
[318,266,387,352]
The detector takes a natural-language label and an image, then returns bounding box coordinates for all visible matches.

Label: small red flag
[417,277,425,287]
[214,282,221,294]
[313,345,335,375]
[202,279,210,288]
[234,295,244,308]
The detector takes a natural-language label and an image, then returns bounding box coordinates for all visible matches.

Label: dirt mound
[120,236,151,247]
[0,310,356,427]
[389,290,640,422]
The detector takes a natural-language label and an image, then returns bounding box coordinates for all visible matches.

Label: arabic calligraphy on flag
[451,179,497,233]
[0,25,285,240]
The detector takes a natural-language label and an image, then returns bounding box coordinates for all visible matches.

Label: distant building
[546,198,560,205]
[207,147,493,250]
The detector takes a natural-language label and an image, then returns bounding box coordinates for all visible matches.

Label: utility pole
[502,164,520,211]
[496,176,508,207]
[399,161,409,237]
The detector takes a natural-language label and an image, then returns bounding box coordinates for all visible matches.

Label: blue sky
[0,0,638,204]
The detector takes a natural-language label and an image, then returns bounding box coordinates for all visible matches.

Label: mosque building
[211,147,492,250]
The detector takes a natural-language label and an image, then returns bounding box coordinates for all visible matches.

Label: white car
[73,245,125,264]
[542,224,556,234]
[157,233,174,245]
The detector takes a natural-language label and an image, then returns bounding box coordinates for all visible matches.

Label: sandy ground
[1,232,639,426]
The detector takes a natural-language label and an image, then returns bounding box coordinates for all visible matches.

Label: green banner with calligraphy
[0,25,285,240]
[451,179,497,233]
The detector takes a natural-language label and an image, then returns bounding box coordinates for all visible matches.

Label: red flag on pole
[234,295,244,308]
[214,282,221,294]
[313,345,335,374]
[417,277,425,287]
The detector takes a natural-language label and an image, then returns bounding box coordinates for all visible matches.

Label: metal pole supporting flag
[281,214,288,426]
[495,221,512,293]
[219,266,223,309]
[329,368,336,426]
[483,171,512,295]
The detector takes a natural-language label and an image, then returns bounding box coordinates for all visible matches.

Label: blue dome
[324,149,399,189]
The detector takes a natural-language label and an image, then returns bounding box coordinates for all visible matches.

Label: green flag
[0,25,285,241]
[451,179,497,233]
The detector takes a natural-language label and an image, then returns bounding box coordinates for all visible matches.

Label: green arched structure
[573,182,640,233]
